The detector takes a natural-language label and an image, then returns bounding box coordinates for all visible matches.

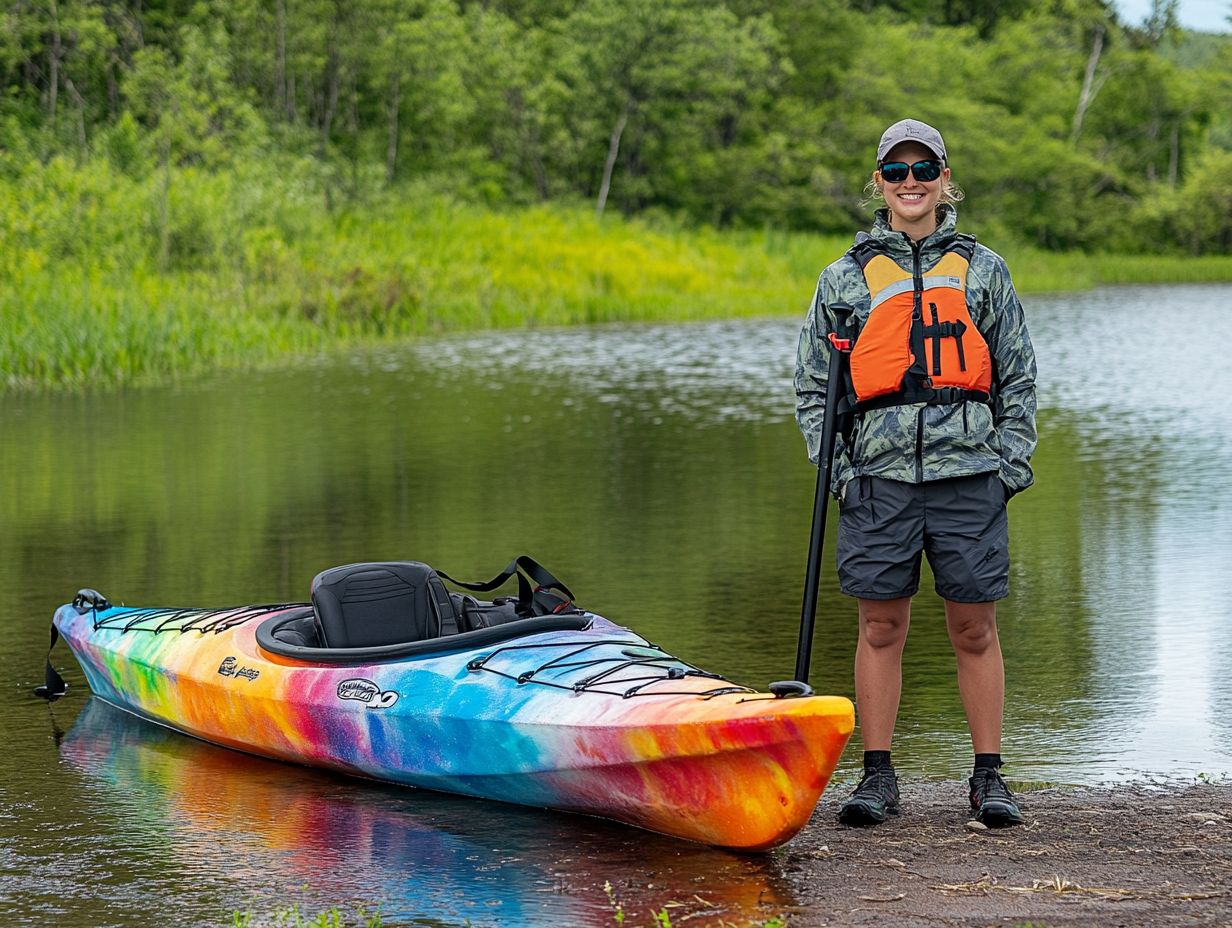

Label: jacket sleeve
[794,270,853,496]
[986,258,1038,496]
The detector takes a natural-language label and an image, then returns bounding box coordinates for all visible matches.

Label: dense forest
[3,0,1229,252]
[2,0,1231,386]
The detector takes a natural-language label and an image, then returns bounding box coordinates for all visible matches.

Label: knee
[859,609,909,650]
[949,614,997,655]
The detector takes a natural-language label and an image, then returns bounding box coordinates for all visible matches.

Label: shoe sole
[973,801,1023,827]
[838,801,901,827]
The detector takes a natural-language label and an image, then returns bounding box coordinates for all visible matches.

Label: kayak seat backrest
[311,561,455,649]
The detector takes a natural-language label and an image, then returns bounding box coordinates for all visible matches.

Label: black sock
[864,750,892,770]
[974,753,1002,772]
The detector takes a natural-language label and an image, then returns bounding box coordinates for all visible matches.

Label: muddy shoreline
[767,781,1232,927]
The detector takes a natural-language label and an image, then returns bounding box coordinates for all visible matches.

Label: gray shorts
[837,472,1010,603]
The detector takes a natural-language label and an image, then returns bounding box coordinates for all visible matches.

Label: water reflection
[45,700,793,927]
[4,283,1232,924]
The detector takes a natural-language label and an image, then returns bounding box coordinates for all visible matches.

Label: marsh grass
[1000,246,1232,291]
[5,158,1230,388]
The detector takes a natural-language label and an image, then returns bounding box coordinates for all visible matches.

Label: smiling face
[875,140,951,239]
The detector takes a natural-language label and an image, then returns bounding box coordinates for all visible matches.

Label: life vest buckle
[827,333,852,352]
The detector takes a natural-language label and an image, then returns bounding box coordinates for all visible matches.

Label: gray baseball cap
[877,118,947,163]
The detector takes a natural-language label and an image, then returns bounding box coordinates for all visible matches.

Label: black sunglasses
[878,159,943,183]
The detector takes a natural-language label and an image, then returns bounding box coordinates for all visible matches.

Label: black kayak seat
[253,557,593,663]
[312,561,455,649]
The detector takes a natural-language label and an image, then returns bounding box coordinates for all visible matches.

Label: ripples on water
[2,283,1231,925]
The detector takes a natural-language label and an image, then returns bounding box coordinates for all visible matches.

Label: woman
[794,118,1037,828]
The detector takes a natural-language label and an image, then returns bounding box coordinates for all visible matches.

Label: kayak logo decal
[217,656,260,682]
[337,678,399,709]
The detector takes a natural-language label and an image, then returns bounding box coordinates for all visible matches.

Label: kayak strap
[35,588,115,700]
[439,555,576,617]
[34,624,68,702]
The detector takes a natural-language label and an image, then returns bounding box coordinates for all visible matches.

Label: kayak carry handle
[73,589,111,614]
[768,680,815,698]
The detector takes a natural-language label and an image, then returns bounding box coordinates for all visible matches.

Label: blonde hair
[860,173,965,210]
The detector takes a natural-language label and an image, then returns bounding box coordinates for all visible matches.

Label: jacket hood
[868,204,959,259]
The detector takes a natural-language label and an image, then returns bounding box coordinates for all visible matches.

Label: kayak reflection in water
[58,699,798,926]
[794,117,1038,828]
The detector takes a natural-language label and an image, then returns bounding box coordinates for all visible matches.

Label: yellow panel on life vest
[849,246,992,407]
[862,254,909,304]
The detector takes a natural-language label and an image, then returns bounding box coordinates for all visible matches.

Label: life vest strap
[921,310,968,376]
[855,387,990,414]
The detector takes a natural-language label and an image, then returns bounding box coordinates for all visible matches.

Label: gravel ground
[768,780,1232,927]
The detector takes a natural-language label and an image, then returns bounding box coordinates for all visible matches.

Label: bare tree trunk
[106,55,119,116]
[1169,123,1179,187]
[1145,116,1160,181]
[48,0,62,123]
[531,134,548,201]
[65,76,87,159]
[347,75,359,133]
[276,0,288,118]
[385,72,401,184]
[507,88,549,200]
[319,50,340,156]
[1071,24,1106,145]
[596,99,630,220]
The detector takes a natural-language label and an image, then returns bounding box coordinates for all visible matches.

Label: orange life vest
[846,235,992,411]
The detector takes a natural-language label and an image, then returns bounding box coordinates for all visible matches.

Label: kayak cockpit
[256,608,592,664]
[256,560,592,664]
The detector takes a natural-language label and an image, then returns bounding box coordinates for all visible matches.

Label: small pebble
[966,820,989,831]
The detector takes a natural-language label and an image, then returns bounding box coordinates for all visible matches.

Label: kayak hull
[53,601,853,850]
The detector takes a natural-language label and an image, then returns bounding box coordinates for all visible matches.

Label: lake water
[2,283,1231,925]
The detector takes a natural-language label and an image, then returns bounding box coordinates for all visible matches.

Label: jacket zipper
[910,238,924,483]
[915,407,924,482]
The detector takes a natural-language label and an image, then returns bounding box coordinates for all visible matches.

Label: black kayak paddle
[790,330,853,687]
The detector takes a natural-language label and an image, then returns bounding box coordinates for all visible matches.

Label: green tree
[554,0,787,219]
[371,0,470,185]
[0,0,119,156]
[124,20,265,266]
[462,8,563,201]
[0,0,1229,253]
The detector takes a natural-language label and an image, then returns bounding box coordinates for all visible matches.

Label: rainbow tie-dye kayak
[47,579,853,851]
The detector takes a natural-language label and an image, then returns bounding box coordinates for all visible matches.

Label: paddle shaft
[794,338,848,684]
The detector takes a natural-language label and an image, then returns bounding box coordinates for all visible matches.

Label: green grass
[228,898,786,927]
[231,905,380,927]
[602,882,788,927]
[4,156,1230,389]
[1000,246,1232,291]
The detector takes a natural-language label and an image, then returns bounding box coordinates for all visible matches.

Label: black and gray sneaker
[838,766,900,826]
[969,767,1024,827]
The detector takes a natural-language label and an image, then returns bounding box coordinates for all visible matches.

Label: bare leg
[944,600,1003,754]
[854,596,912,751]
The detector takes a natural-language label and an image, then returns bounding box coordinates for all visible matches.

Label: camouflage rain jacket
[794,205,1038,499]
